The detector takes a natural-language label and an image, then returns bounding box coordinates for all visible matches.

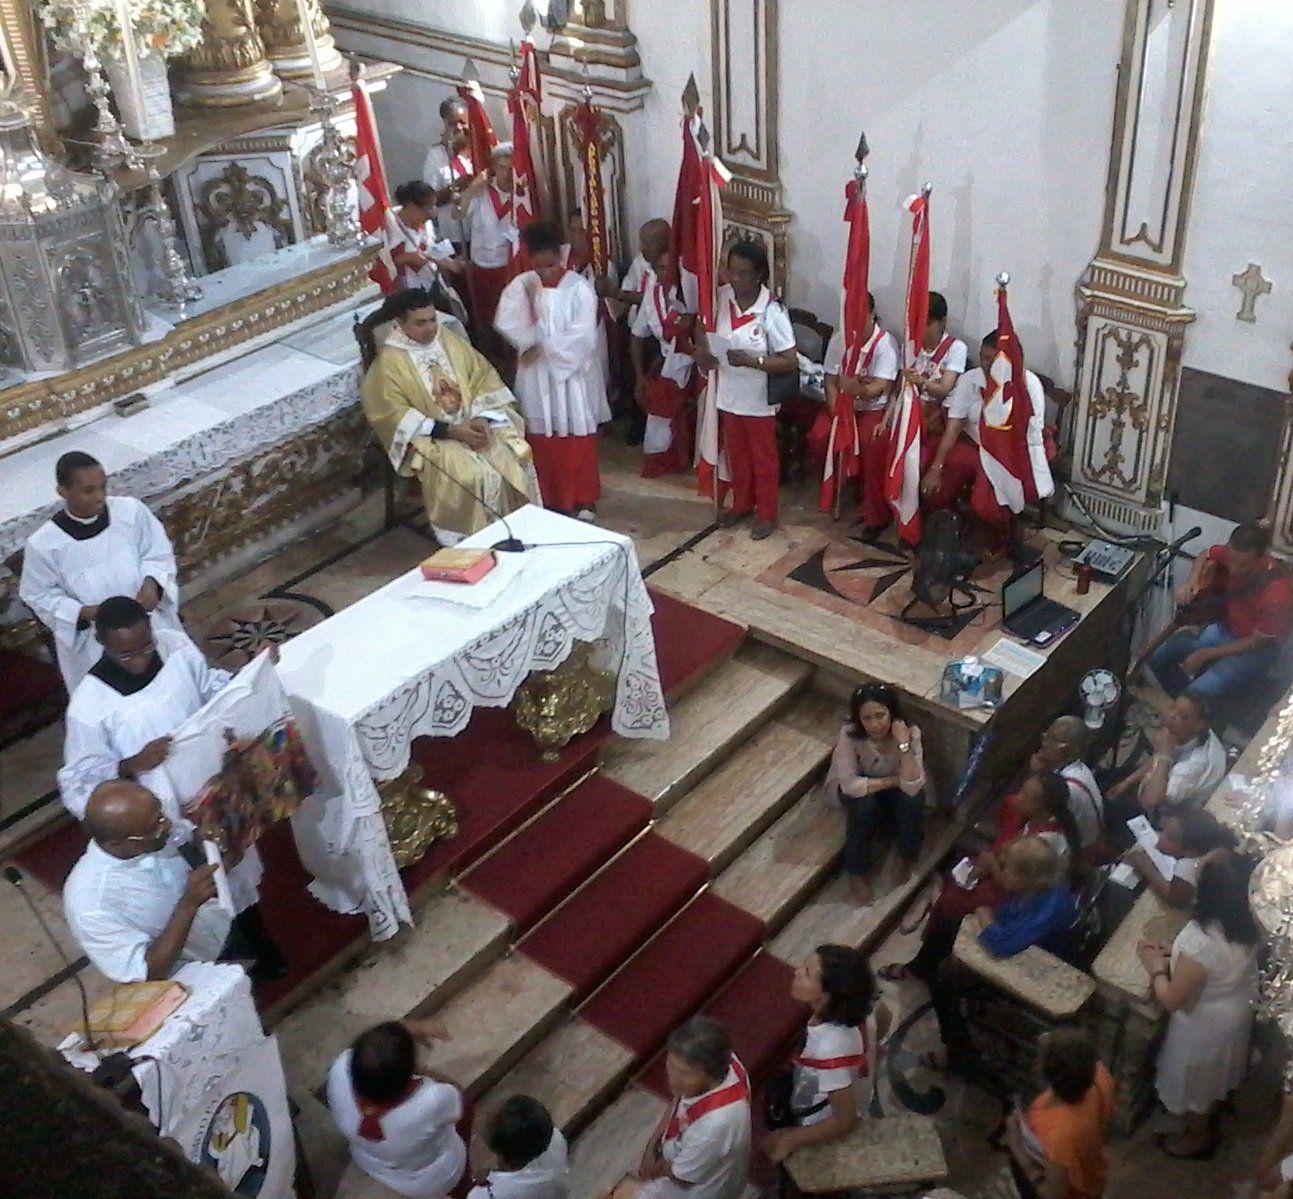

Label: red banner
[885,192,931,542]
[456,79,497,175]
[351,79,397,294]
[979,282,1041,509]
[572,101,610,279]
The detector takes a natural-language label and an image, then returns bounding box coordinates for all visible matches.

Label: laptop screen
[1003,560,1044,621]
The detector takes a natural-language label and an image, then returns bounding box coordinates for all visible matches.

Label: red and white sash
[792,1020,871,1076]
[664,1057,750,1143]
[489,186,513,220]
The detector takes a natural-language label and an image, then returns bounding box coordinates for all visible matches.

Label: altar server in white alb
[20,452,190,694]
[612,1017,751,1199]
[57,597,286,980]
[495,220,610,519]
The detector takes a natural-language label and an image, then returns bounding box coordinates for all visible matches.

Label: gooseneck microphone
[419,440,527,553]
[5,864,100,1055]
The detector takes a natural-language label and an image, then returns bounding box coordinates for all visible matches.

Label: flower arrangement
[38,0,207,62]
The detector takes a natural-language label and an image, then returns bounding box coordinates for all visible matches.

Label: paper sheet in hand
[409,550,523,609]
[203,838,236,915]
[1126,814,1180,879]
[950,857,975,889]
[980,638,1047,679]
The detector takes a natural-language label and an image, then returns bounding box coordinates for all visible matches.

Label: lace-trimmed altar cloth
[276,505,669,939]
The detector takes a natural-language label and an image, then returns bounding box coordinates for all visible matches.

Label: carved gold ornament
[513,642,614,761]
[377,764,458,869]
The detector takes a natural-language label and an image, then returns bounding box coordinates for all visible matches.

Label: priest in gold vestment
[359,289,538,543]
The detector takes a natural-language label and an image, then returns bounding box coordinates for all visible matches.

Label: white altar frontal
[276,505,670,939]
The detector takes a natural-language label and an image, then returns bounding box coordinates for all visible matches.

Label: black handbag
[766,361,802,407]
[763,1067,828,1130]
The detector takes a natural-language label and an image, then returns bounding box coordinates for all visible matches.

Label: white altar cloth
[276,505,670,939]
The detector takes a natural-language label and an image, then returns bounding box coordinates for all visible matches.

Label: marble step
[567,1086,670,1198]
[654,694,837,874]
[712,788,845,931]
[271,886,512,1096]
[601,642,812,812]
[426,953,573,1098]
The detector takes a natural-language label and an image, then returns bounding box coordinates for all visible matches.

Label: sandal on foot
[878,962,914,982]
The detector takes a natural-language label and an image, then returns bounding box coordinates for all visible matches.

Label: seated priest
[57,597,284,980]
[20,452,191,695]
[359,287,538,544]
[920,331,1053,555]
[63,780,274,983]
[1148,523,1293,701]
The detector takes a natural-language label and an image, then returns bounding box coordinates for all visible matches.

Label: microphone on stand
[5,864,98,1055]
[419,440,527,553]
[1167,526,1204,557]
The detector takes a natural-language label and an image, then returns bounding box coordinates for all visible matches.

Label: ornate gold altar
[376,766,459,870]
[513,642,616,762]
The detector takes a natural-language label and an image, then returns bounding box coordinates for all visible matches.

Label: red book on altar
[420,548,497,584]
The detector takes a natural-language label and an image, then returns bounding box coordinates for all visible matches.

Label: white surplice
[20,496,190,693]
[58,628,263,911]
[494,270,611,436]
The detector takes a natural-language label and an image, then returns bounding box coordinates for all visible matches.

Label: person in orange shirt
[1007,1030,1115,1199]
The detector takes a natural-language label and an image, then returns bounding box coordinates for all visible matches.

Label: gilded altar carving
[160,407,369,575]
[175,0,283,108]
[0,247,374,442]
[196,162,293,269]
[376,765,458,869]
[302,132,356,236]
[513,642,615,761]
[255,0,343,80]
[1085,330,1152,490]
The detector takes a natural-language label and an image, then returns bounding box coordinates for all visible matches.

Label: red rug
[648,588,744,698]
[520,833,709,999]
[581,892,766,1059]
[638,952,805,1097]
[461,776,651,933]
[0,647,63,742]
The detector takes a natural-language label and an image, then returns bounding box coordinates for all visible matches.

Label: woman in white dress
[328,1017,467,1199]
[1137,851,1260,1158]
[762,944,891,1165]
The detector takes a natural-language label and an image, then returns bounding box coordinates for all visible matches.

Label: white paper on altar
[276,505,669,939]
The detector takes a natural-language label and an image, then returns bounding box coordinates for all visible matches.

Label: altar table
[276,505,670,938]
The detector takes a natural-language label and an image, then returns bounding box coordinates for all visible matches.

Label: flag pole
[834,135,869,521]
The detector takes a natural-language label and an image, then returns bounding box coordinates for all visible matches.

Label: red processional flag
[572,98,610,279]
[885,190,931,543]
[351,78,398,294]
[673,100,731,500]
[456,75,497,175]
[507,41,544,272]
[978,278,1047,511]
[818,170,870,513]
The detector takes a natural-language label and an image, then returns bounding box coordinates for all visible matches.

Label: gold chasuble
[361,325,538,539]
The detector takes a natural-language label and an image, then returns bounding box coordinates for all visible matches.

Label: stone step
[426,953,573,1098]
[568,1086,670,1198]
[272,886,511,1096]
[712,789,844,931]
[601,642,812,812]
[654,695,836,874]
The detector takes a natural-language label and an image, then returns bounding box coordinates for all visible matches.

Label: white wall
[341,0,1124,386]
[1180,0,1293,392]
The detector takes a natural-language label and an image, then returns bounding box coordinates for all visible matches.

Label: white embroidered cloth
[276,505,669,939]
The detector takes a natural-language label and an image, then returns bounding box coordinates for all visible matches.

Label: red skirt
[467,262,513,333]
[529,434,600,511]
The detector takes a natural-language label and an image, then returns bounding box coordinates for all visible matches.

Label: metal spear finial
[682,73,701,118]
[996,271,1010,287]
[921,181,933,198]
[461,57,480,83]
[855,131,870,164]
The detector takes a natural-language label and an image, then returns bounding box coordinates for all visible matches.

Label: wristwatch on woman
[897,740,912,753]
[756,354,766,370]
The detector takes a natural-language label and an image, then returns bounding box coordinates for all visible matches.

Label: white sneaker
[575,507,597,522]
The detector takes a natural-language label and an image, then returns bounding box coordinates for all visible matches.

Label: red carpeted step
[581,892,766,1060]
[461,776,651,933]
[401,706,605,892]
[520,833,709,998]
[14,818,86,891]
[637,952,805,1098]
[648,588,745,698]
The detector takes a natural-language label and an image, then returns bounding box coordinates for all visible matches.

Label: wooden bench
[784,1114,948,1194]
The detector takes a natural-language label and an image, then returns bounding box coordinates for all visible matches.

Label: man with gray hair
[1029,715,1105,856]
[611,1017,751,1199]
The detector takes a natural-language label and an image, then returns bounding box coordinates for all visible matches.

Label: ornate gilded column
[255,0,344,82]
[173,0,284,109]
[0,0,60,152]
[1067,0,1216,532]
[709,0,790,291]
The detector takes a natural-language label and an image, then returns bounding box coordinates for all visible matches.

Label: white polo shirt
[465,187,516,269]
[710,285,796,417]
[789,1018,873,1125]
[63,841,232,983]
[914,336,969,404]
[423,142,473,244]
[642,1060,752,1199]
[1147,731,1227,808]
[632,267,695,387]
[466,1129,569,1199]
[822,327,899,412]
[1060,760,1105,849]
[946,366,1047,446]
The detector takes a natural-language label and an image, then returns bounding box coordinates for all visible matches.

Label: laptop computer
[1001,559,1079,646]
